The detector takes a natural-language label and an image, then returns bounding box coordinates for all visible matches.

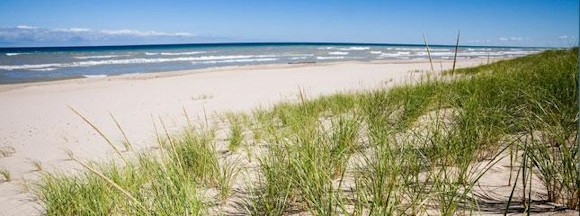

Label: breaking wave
[195,58,279,64]
[74,55,130,59]
[316,56,346,60]
[83,74,108,78]
[5,53,29,56]
[145,51,206,56]
[0,55,278,70]
[328,51,349,55]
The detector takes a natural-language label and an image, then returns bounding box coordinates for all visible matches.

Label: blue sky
[0,0,577,47]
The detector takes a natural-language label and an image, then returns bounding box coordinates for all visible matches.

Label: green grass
[37,48,579,215]
[226,113,245,152]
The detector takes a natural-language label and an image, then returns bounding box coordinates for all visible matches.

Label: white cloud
[498,37,525,42]
[69,28,92,32]
[53,28,92,33]
[0,26,214,47]
[466,39,490,44]
[99,29,195,37]
[173,32,194,37]
[558,35,576,40]
[16,25,38,29]
[102,29,150,36]
[499,37,520,41]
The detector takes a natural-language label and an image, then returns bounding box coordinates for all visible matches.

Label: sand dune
[0,60,486,215]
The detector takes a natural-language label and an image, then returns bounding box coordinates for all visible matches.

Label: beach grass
[37,48,578,215]
[226,113,245,152]
[0,167,10,182]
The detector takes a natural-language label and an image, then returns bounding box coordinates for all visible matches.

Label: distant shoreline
[0,41,556,51]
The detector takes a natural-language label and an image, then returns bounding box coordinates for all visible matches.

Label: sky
[0,0,578,47]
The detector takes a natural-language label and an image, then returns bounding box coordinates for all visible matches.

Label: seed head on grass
[451,30,461,74]
[71,156,142,207]
[31,160,43,171]
[63,148,74,161]
[68,106,128,164]
[109,112,133,152]
[422,33,435,73]
[0,167,11,182]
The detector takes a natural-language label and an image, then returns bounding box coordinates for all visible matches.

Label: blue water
[0,43,546,84]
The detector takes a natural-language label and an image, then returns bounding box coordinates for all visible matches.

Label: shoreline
[0,58,499,92]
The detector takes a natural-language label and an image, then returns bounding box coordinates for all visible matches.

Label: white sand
[0,60,487,215]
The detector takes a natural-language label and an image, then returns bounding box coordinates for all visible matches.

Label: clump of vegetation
[38,125,236,215]
[0,167,11,182]
[37,48,578,215]
[226,113,245,152]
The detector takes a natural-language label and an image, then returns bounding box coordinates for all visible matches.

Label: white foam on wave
[472,50,538,56]
[430,48,451,52]
[291,57,308,60]
[318,46,370,51]
[83,74,108,78]
[5,53,29,56]
[316,56,345,60]
[0,63,63,70]
[377,51,415,58]
[502,50,539,55]
[419,50,539,58]
[145,51,206,56]
[466,48,492,51]
[286,53,314,57]
[378,53,401,57]
[195,58,279,64]
[462,52,489,56]
[370,51,382,54]
[416,52,455,57]
[338,47,370,51]
[0,55,278,70]
[190,55,277,61]
[328,51,349,55]
[394,47,425,51]
[29,68,57,71]
[74,55,130,59]
[460,52,508,57]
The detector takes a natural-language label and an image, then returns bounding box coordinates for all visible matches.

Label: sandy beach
[1,1,576,214]
[0,59,490,215]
